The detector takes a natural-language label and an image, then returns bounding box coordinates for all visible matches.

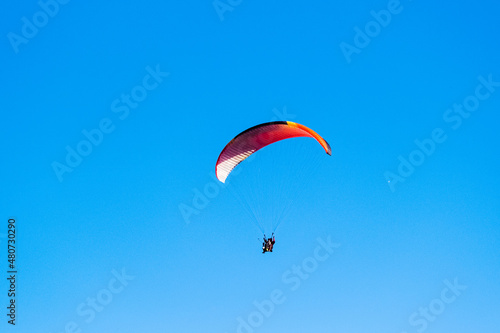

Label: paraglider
[215,121,331,253]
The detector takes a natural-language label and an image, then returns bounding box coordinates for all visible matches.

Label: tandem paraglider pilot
[262,233,275,253]
[214,121,332,255]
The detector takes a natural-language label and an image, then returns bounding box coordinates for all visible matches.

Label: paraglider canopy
[215,121,331,183]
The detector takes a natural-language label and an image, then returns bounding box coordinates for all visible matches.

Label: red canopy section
[215,121,331,183]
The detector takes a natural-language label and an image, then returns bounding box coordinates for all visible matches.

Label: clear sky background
[1,0,499,332]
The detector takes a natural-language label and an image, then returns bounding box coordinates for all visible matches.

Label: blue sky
[1,0,499,332]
